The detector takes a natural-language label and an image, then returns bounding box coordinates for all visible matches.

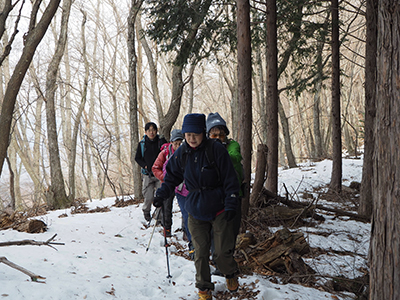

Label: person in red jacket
[152,129,184,237]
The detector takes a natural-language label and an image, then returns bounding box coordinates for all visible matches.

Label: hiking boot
[198,289,212,300]
[226,275,239,292]
[188,242,195,260]
[144,212,151,222]
[164,228,172,237]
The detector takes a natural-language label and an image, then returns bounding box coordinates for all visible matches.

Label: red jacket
[152,146,170,183]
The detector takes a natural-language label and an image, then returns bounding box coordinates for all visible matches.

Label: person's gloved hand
[224,210,236,222]
[153,196,164,208]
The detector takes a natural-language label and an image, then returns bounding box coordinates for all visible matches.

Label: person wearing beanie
[153,113,240,299]
[152,129,185,238]
[135,122,167,222]
[164,129,193,255]
[206,112,244,277]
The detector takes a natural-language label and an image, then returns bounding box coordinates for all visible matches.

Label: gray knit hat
[170,129,184,142]
[206,112,229,135]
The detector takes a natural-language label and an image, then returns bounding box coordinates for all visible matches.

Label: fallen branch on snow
[0,234,64,250]
[0,234,65,282]
[0,256,46,282]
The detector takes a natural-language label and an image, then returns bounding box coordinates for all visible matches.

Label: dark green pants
[188,212,238,291]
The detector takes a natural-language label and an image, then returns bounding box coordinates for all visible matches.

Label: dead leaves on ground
[0,197,140,233]
[0,210,47,233]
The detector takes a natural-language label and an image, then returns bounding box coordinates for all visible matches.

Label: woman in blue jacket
[153,113,240,300]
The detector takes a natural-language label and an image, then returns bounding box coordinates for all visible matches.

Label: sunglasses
[209,133,226,139]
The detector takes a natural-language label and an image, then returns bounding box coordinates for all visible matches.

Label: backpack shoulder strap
[179,142,189,171]
[140,137,145,157]
[157,135,162,150]
[166,143,173,160]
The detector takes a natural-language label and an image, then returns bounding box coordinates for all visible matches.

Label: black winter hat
[182,113,206,134]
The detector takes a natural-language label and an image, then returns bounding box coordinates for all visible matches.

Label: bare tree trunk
[0,0,21,66]
[313,40,325,160]
[250,144,268,207]
[61,48,72,158]
[265,0,278,194]
[237,0,252,229]
[108,39,124,196]
[187,72,194,114]
[159,0,213,139]
[295,96,312,160]
[278,98,296,168]
[84,0,101,200]
[359,0,377,218]
[218,63,238,141]
[128,0,143,200]
[69,7,87,202]
[159,65,184,139]
[370,1,400,298]
[257,49,267,143]
[45,0,71,209]
[329,0,342,193]
[135,16,146,131]
[29,66,46,204]
[0,0,13,44]
[136,18,163,121]
[0,0,61,176]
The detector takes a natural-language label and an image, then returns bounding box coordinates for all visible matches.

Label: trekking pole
[161,204,172,283]
[145,207,161,253]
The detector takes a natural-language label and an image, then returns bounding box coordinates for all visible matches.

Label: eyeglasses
[209,133,226,139]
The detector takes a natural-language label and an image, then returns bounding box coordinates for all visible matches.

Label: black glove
[153,196,164,208]
[224,210,236,222]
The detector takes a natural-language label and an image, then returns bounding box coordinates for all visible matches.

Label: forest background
[0,0,365,211]
[2,0,400,298]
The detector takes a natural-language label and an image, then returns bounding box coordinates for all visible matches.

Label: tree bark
[278,98,296,168]
[0,0,13,42]
[265,0,278,194]
[128,0,143,200]
[45,0,71,209]
[30,65,46,204]
[237,0,252,230]
[250,144,268,207]
[313,39,326,160]
[370,1,400,298]
[358,0,377,218]
[329,0,342,193]
[69,7,87,202]
[0,0,61,177]
[136,19,163,122]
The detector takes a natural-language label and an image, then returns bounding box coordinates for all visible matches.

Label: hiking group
[135,112,244,300]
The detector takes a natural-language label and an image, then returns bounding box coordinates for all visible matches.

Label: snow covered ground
[0,158,368,299]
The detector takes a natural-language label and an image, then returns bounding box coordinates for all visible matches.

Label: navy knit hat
[170,129,184,141]
[181,113,206,134]
[206,112,230,135]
